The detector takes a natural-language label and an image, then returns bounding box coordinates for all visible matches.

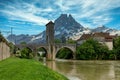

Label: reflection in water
[46,60,120,80]
[115,61,120,80]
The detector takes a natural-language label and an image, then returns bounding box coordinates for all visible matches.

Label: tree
[97,44,109,60]
[20,47,33,59]
[76,41,95,60]
[9,42,16,55]
[37,48,47,57]
[76,38,109,60]
[113,37,120,59]
[54,39,61,43]
[56,48,73,59]
[108,49,117,60]
[66,39,76,44]
[61,35,66,43]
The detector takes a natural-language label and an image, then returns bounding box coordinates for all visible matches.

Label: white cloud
[55,0,71,11]
[0,0,120,29]
[59,0,120,28]
[0,1,56,26]
[1,9,49,25]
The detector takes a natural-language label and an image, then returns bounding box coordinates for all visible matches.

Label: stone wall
[0,42,10,60]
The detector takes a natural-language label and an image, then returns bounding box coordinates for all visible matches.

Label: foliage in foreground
[0,58,68,80]
[15,47,34,59]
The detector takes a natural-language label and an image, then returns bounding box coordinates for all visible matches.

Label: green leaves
[113,37,120,59]
[20,47,33,59]
[54,39,61,43]
[66,39,76,44]
[56,48,73,59]
[76,38,109,60]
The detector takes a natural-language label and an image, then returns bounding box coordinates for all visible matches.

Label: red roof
[93,32,109,37]
[77,34,92,41]
[77,32,117,42]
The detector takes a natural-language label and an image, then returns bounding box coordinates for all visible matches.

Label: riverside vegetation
[13,37,120,60]
[56,37,120,60]
[0,58,68,80]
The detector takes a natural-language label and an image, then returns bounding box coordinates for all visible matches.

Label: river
[45,60,120,80]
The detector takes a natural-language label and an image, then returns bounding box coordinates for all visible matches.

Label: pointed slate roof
[46,21,54,26]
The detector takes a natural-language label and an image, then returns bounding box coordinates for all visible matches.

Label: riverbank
[0,57,68,80]
[46,60,120,80]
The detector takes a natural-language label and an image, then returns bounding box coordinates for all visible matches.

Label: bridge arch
[55,47,74,59]
[19,47,33,59]
[56,45,75,54]
[37,47,48,57]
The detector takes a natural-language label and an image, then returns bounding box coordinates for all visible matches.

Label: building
[77,32,117,50]
[0,34,11,60]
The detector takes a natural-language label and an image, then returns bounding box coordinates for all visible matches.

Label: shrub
[76,38,109,60]
[20,47,33,59]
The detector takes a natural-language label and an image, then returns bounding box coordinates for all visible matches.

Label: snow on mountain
[7,14,120,44]
[69,28,91,40]
[91,25,117,33]
[31,34,43,41]
[54,14,84,40]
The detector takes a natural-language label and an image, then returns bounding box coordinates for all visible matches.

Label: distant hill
[7,14,120,44]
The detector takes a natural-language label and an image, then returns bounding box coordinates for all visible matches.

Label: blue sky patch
[0,0,120,36]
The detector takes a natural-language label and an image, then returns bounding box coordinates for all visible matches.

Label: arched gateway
[16,21,76,60]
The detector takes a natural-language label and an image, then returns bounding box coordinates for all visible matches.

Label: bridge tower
[46,21,55,60]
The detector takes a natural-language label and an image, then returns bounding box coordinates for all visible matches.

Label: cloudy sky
[0,0,120,36]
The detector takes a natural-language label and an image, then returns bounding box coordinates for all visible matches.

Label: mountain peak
[7,14,120,44]
[68,14,75,22]
[98,25,106,28]
[59,14,74,19]
[54,14,84,39]
[68,14,73,18]
[59,14,67,19]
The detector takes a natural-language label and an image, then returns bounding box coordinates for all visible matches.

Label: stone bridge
[16,21,76,60]
[54,43,76,58]
[16,43,76,60]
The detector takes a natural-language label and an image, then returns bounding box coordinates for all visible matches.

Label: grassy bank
[0,58,68,80]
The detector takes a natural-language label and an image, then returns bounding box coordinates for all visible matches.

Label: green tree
[56,48,73,59]
[9,42,16,55]
[76,41,95,60]
[54,39,61,43]
[97,44,109,60]
[20,47,33,59]
[37,48,47,57]
[61,35,66,43]
[108,49,117,60]
[113,37,120,59]
[66,39,76,44]
[76,38,109,60]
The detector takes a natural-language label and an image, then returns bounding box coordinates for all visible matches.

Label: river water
[46,60,120,80]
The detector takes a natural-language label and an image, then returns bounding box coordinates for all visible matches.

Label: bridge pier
[33,48,39,60]
[73,52,76,60]
[52,46,56,60]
